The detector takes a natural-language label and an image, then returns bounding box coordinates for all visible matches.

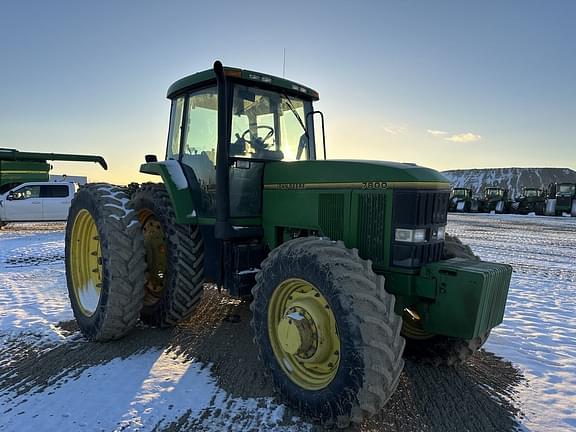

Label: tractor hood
[263,160,450,189]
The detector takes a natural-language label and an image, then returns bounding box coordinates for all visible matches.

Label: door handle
[31,201,41,204]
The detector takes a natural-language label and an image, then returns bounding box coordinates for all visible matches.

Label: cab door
[41,184,72,220]
[4,185,43,221]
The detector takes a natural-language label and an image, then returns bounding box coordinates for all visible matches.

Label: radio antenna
[283,48,286,77]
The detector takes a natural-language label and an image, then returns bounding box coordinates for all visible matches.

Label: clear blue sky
[1,0,574,183]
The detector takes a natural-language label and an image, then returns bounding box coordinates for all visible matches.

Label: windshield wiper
[283,93,308,137]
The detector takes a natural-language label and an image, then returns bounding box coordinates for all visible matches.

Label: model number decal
[361,181,388,190]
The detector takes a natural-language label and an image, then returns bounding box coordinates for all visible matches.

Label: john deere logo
[279,183,305,190]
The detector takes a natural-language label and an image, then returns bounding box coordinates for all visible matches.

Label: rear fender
[140,161,197,224]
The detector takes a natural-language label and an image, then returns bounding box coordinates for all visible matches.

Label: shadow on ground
[0,287,524,431]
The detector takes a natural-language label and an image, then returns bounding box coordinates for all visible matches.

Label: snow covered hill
[441,167,576,197]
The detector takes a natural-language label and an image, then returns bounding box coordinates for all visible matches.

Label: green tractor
[0,148,107,194]
[448,187,477,212]
[478,186,510,214]
[545,182,576,216]
[512,187,546,215]
[64,62,512,426]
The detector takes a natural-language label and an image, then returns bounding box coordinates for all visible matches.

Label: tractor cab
[557,183,576,197]
[484,187,506,199]
[520,187,542,198]
[451,188,471,199]
[145,65,320,224]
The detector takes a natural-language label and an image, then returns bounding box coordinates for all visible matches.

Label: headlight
[437,225,446,240]
[395,228,427,243]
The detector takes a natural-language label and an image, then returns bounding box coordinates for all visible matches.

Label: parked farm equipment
[448,187,478,212]
[545,182,576,216]
[478,187,510,214]
[64,62,512,426]
[512,187,546,215]
[0,148,107,194]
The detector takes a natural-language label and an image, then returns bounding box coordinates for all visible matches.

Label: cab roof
[167,66,319,101]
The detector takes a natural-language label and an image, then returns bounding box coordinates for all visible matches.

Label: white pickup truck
[0,181,77,225]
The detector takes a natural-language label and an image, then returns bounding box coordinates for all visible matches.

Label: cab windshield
[524,189,539,197]
[486,188,503,198]
[230,85,314,161]
[452,189,468,198]
[558,184,576,195]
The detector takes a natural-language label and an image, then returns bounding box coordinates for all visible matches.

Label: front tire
[130,183,204,327]
[251,237,405,427]
[65,183,146,341]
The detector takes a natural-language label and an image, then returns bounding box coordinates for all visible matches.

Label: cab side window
[167,97,185,159]
[41,185,69,198]
[180,86,218,216]
[11,186,40,200]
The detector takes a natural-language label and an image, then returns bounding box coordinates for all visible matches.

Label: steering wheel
[241,126,274,146]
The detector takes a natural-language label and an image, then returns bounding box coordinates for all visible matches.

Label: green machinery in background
[0,148,107,194]
[512,187,546,215]
[545,182,576,216]
[478,186,510,213]
[64,62,512,426]
[448,187,478,212]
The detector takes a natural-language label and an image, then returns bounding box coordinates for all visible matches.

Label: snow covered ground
[0,224,304,432]
[0,215,575,431]
[448,214,576,432]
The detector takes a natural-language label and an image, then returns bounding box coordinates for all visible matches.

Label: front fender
[140,161,197,224]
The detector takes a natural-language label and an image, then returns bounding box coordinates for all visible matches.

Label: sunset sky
[1,0,574,184]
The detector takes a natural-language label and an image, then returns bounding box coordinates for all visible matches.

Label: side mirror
[6,192,14,201]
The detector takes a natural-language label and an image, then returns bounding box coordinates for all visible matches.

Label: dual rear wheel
[66,183,204,340]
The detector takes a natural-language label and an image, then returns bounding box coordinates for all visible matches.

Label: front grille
[357,193,386,264]
[394,189,449,226]
[318,193,345,240]
[391,189,450,268]
[557,196,572,207]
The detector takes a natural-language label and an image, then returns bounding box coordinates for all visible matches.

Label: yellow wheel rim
[138,209,167,306]
[268,278,340,390]
[70,209,102,317]
[401,308,434,340]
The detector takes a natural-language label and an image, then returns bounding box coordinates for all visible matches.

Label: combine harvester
[545,182,576,216]
[63,62,513,427]
[0,148,107,194]
[0,149,107,227]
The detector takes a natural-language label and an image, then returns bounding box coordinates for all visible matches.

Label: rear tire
[65,183,146,341]
[130,183,204,327]
[251,237,405,427]
[402,233,488,365]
